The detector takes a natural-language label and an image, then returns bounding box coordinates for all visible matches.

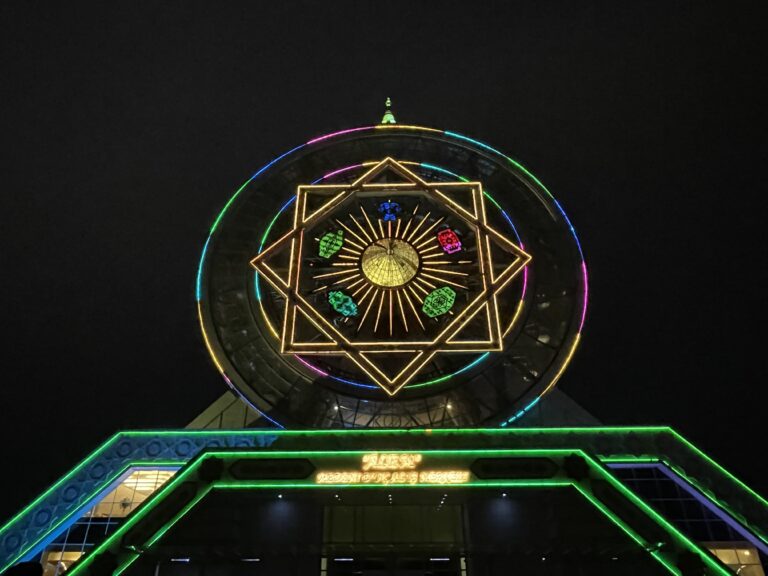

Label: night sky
[1,1,765,523]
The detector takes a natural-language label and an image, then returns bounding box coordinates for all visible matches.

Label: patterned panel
[0,433,278,572]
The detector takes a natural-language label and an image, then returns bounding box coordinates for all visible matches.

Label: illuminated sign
[362,453,421,470]
[315,453,470,485]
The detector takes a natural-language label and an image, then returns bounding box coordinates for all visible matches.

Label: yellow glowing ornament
[361,239,419,287]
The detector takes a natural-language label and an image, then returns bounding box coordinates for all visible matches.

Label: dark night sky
[1,1,765,523]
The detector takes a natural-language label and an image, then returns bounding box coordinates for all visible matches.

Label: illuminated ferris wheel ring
[196,125,587,429]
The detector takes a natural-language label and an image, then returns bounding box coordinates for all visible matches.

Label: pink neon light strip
[321,164,365,180]
[295,354,329,377]
[578,261,588,332]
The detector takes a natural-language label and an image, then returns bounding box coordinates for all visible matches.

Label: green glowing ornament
[381,97,396,124]
[318,230,344,258]
[328,290,358,317]
[422,287,456,318]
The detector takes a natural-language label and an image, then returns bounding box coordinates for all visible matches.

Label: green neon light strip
[674,433,768,508]
[154,448,577,457]
[145,489,209,549]
[0,427,667,541]
[66,448,728,576]
[580,454,729,575]
[3,427,765,575]
[113,487,212,576]
[571,484,682,575]
[605,457,768,547]
[67,451,219,576]
[0,434,120,537]
[4,463,182,572]
[59,449,578,576]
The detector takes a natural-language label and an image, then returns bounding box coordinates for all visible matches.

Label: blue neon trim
[250,144,306,181]
[195,236,212,302]
[444,131,505,156]
[419,162,468,181]
[196,144,306,302]
[444,130,584,260]
[503,396,542,426]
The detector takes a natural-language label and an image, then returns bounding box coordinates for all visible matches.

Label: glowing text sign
[315,453,470,485]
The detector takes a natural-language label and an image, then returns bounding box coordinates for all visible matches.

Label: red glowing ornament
[437,228,462,254]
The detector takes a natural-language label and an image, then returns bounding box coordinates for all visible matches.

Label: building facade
[2,104,765,575]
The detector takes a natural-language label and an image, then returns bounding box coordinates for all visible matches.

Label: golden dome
[361,239,419,287]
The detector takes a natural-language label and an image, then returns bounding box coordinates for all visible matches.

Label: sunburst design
[250,158,532,396]
[311,202,472,336]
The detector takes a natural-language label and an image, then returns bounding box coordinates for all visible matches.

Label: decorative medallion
[251,158,532,396]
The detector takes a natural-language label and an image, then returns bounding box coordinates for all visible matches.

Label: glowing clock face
[251,158,531,396]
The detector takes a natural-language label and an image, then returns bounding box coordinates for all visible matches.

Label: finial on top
[381,97,396,124]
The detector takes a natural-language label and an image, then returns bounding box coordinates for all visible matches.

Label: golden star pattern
[251,158,531,396]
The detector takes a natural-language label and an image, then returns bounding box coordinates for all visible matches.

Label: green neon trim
[66,454,214,576]
[607,457,768,548]
[572,485,681,576]
[0,462,182,574]
[67,447,728,576]
[0,434,119,538]
[674,433,768,508]
[5,426,766,576]
[209,180,253,236]
[10,467,133,568]
[113,486,212,576]
[145,488,210,549]
[165,448,580,458]
[116,426,671,436]
[139,480,721,576]
[581,454,730,575]
[482,190,504,210]
[259,202,291,249]
[63,448,588,576]
[0,427,752,531]
[208,144,305,236]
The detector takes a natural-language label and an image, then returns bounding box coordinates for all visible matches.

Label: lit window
[85,469,176,518]
[708,545,765,576]
[42,551,82,576]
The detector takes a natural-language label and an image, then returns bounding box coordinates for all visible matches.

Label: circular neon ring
[196,125,588,427]
[253,160,528,390]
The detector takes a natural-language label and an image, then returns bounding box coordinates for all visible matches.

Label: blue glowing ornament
[378,201,402,222]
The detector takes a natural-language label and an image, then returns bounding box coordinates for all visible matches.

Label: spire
[380,97,396,124]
